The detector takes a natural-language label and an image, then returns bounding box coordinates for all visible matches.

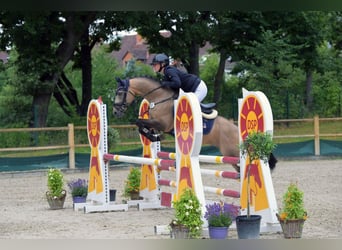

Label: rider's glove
[161,81,169,87]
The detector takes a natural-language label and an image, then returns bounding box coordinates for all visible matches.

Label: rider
[151,53,208,103]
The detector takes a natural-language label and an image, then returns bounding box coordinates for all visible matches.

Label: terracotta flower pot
[277,213,305,238]
[46,190,66,210]
[129,191,141,200]
[170,224,190,239]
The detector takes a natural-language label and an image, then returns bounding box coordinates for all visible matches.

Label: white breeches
[194,80,208,103]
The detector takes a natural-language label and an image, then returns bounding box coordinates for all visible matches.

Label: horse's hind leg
[232,164,240,173]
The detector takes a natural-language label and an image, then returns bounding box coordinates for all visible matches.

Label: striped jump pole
[158,163,239,180]
[158,177,240,199]
[103,153,174,168]
[200,169,239,180]
[157,151,239,165]
[157,151,239,179]
[157,165,176,172]
[203,186,240,198]
[158,179,177,188]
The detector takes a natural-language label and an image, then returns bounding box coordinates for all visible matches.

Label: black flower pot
[236,215,262,239]
[110,189,116,201]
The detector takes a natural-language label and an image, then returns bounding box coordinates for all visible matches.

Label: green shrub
[47,168,65,197]
[123,167,141,197]
[172,188,203,238]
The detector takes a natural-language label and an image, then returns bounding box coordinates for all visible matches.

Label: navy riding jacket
[161,66,201,92]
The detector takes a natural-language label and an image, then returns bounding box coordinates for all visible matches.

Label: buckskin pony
[112,76,277,172]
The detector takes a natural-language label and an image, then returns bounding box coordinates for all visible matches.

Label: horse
[112,76,277,172]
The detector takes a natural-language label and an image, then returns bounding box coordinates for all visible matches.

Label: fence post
[314,115,320,156]
[68,123,75,169]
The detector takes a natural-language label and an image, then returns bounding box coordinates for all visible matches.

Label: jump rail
[157,151,239,165]
[103,153,174,167]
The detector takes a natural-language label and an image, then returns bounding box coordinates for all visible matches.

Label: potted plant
[67,178,88,203]
[46,168,67,210]
[204,201,239,239]
[277,182,307,238]
[237,131,277,238]
[123,167,142,200]
[170,188,203,239]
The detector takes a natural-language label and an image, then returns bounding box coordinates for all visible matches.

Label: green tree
[269,11,330,113]
[131,11,212,75]
[312,43,342,117]
[229,11,333,119]
[57,12,132,117]
[235,28,304,119]
[0,50,32,127]
[1,10,341,128]
[0,11,98,127]
[209,11,267,104]
[0,11,139,127]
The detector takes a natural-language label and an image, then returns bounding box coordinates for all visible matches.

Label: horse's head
[112,78,136,118]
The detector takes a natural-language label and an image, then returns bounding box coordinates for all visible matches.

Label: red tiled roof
[0,51,9,63]
[110,34,211,67]
[111,35,151,66]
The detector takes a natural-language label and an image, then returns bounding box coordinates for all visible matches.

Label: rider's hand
[161,81,169,87]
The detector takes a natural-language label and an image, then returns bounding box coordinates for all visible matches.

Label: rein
[140,85,163,99]
[139,88,177,117]
[146,89,178,109]
[141,84,178,112]
[113,86,136,113]
[115,78,177,113]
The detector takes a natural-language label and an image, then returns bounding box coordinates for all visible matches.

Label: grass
[273,119,342,143]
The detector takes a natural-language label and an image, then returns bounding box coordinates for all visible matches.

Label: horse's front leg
[136,118,164,142]
[136,118,165,131]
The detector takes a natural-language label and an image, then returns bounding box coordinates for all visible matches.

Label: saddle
[173,90,218,119]
[200,103,218,119]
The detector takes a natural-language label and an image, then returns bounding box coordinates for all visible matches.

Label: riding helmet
[151,53,169,66]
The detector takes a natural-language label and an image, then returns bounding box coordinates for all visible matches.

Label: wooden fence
[1,116,342,169]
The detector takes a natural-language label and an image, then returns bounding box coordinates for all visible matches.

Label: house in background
[110,34,156,67]
[110,33,212,68]
[0,51,9,63]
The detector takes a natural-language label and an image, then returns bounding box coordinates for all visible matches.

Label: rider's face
[152,63,163,73]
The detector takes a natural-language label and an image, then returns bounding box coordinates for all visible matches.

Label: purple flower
[67,178,88,197]
[204,202,240,227]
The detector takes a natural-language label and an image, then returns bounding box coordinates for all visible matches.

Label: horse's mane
[129,75,178,96]
[130,75,162,85]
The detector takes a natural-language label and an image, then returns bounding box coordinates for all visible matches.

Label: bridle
[113,78,178,116]
[113,84,137,114]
